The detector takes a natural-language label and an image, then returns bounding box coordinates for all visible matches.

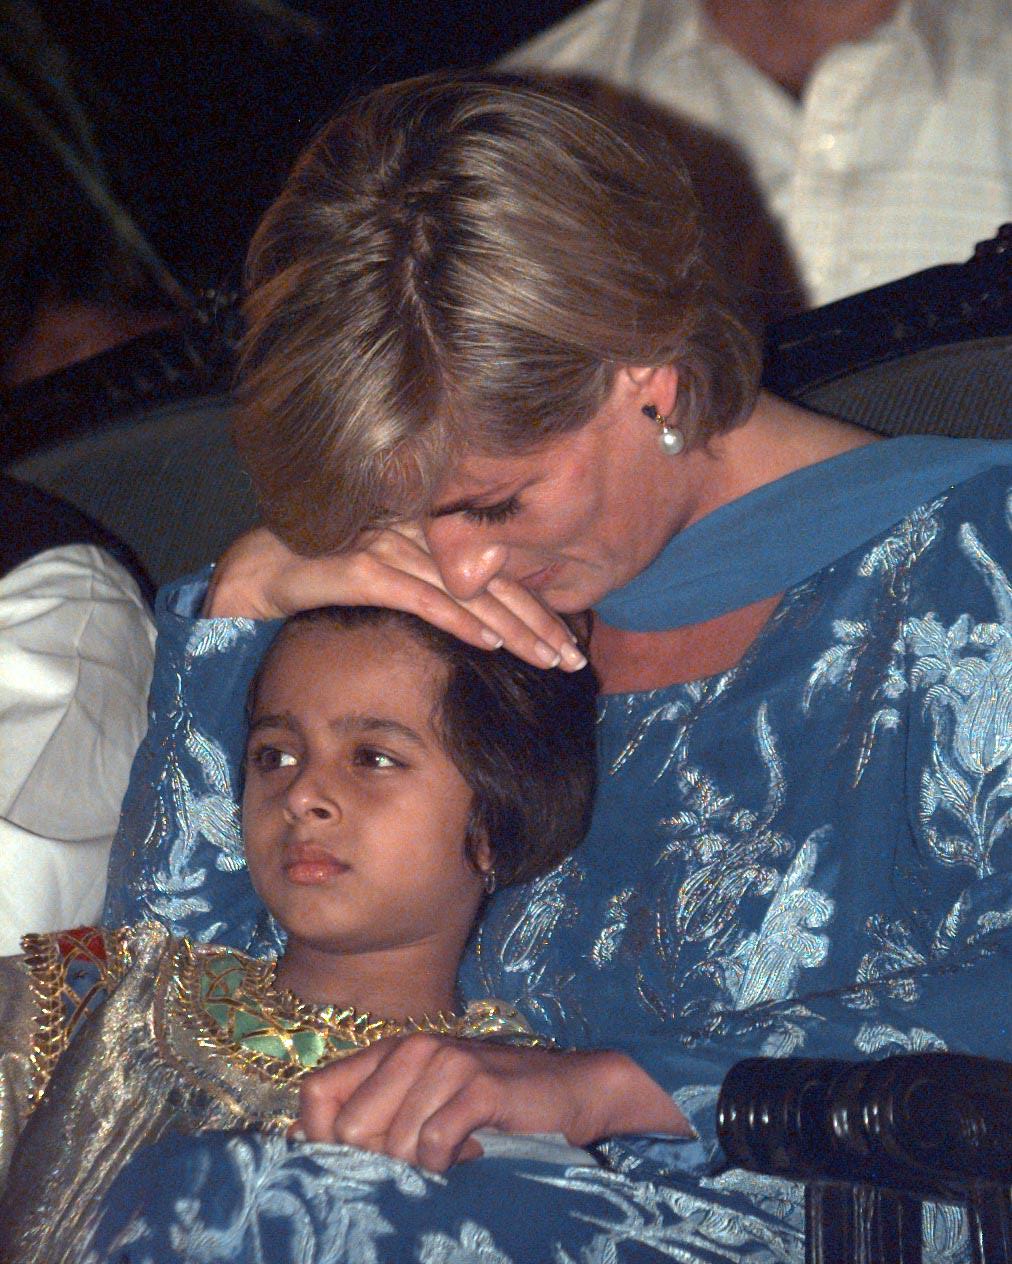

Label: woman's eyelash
[462,496,521,525]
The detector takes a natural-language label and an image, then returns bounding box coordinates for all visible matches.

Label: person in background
[0,475,155,954]
[504,0,1011,306]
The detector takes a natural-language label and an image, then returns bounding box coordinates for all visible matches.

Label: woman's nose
[283,768,341,824]
[425,522,509,601]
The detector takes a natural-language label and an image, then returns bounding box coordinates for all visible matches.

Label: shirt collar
[628,0,708,73]
[659,0,948,93]
[901,0,949,92]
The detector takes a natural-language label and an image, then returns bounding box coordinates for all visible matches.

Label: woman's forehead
[430,439,570,508]
[380,444,531,521]
[431,453,529,510]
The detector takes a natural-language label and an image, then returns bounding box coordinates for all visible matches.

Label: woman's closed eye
[462,495,521,526]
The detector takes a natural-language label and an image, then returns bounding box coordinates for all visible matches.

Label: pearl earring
[642,404,685,455]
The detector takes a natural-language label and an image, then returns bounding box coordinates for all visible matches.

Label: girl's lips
[282,844,350,885]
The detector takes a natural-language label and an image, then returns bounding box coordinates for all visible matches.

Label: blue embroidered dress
[94,438,1011,1263]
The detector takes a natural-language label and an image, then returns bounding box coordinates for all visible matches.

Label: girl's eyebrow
[248,711,296,735]
[337,715,427,748]
[248,710,426,748]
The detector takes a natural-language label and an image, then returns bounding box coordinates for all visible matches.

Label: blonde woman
[98,74,1011,1262]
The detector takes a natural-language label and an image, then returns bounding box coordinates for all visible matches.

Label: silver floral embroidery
[185,618,258,661]
[590,888,635,966]
[855,1023,947,1055]
[731,830,834,1012]
[418,1223,513,1263]
[90,1137,429,1264]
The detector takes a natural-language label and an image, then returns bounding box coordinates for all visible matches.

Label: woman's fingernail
[288,1126,307,1142]
[560,643,588,669]
[480,628,505,648]
[535,640,562,666]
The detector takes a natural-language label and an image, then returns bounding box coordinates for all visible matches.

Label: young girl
[0,605,597,1260]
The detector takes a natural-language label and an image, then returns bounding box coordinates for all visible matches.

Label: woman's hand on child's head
[203,526,583,671]
[294,1036,690,1172]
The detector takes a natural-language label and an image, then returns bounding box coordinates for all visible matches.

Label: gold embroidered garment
[0,922,538,1262]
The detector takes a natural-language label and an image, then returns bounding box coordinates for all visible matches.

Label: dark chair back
[9,393,257,586]
[5,229,1011,588]
[763,226,1011,439]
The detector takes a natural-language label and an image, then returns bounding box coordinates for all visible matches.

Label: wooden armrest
[716,1053,1012,1202]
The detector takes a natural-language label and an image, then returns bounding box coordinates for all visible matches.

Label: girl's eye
[462,495,521,526]
[248,745,298,772]
[353,747,405,771]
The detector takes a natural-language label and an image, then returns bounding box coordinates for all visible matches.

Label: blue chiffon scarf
[595,435,1012,631]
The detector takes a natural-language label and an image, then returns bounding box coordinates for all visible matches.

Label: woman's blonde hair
[235,72,761,554]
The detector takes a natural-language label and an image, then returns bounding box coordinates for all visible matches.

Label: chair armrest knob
[717,1054,1012,1198]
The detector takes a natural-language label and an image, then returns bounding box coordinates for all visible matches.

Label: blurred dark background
[0,0,580,395]
[19,1,580,283]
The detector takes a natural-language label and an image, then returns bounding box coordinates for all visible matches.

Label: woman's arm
[204,526,585,671]
[104,533,581,939]
[296,1037,691,1172]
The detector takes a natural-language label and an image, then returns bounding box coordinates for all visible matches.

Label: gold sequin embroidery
[22,926,131,1108]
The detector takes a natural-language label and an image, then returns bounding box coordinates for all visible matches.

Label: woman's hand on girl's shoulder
[203,526,584,671]
[294,1036,690,1172]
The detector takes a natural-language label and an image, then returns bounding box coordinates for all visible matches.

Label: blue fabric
[98,443,1012,1262]
[596,436,1012,629]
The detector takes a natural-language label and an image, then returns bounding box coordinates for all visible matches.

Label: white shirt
[505,0,1012,305]
[0,545,155,954]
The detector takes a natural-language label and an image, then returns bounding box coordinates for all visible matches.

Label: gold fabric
[0,923,540,1263]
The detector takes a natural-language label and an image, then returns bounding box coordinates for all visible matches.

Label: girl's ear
[465,812,494,878]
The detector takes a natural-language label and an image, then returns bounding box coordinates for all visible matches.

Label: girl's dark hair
[249,606,598,887]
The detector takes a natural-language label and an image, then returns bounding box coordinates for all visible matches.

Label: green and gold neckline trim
[172,942,533,1086]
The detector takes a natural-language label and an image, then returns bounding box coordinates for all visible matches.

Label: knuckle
[417,1128,452,1173]
[399,1032,443,1060]
[418,1118,451,1153]
[368,532,398,561]
[299,1073,334,1108]
[411,587,448,620]
[431,1043,478,1079]
[335,1119,372,1148]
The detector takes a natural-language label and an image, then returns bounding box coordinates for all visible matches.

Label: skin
[208,371,876,687]
[243,620,487,1018]
[210,372,876,1165]
[244,615,689,1167]
[703,0,903,98]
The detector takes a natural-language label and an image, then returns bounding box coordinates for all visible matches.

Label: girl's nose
[425,523,509,601]
[282,768,341,825]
